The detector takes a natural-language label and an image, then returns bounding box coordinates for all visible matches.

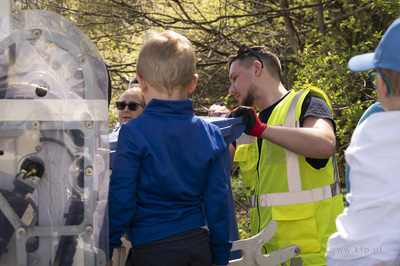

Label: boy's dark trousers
[125,227,212,266]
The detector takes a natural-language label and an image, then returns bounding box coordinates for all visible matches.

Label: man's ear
[253,61,262,77]
[136,75,148,93]
[187,74,199,93]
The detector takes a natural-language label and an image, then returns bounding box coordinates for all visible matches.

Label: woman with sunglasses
[116,85,146,124]
[110,83,146,142]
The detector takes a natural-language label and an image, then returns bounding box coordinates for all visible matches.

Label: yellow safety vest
[234,88,344,265]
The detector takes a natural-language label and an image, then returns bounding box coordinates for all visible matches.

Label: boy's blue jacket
[108,99,233,265]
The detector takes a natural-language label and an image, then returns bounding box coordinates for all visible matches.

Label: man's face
[228,60,256,106]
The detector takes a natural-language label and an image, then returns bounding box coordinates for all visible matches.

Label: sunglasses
[369,71,394,96]
[115,101,144,111]
[237,44,264,68]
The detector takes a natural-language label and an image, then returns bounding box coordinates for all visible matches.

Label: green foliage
[286,1,399,183]
[231,169,250,239]
[231,170,248,209]
[237,216,251,240]
[109,90,123,127]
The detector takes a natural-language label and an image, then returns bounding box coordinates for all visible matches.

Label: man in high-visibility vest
[227,45,344,265]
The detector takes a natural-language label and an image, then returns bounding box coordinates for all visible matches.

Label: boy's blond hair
[122,84,146,107]
[136,30,196,95]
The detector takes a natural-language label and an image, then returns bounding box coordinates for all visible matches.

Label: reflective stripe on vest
[284,91,304,192]
[246,89,341,208]
[248,181,341,207]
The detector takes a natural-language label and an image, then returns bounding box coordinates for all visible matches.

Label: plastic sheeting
[0,10,109,266]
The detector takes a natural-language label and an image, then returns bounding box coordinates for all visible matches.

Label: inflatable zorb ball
[0,10,109,266]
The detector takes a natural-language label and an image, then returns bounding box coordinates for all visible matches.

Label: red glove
[229,106,267,138]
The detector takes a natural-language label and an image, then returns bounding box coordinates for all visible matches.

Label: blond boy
[108,31,232,266]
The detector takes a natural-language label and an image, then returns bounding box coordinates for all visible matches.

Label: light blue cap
[348,18,400,72]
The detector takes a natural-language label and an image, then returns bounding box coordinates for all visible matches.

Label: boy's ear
[377,75,390,96]
[187,74,198,93]
[136,75,148,93]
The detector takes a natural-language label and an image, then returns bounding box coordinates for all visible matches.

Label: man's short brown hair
[228,46,282,81]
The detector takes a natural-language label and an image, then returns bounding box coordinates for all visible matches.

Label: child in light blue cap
[326,18,400,266]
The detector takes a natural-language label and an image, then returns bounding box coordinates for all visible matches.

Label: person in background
[326,18,400,266]
[213,44,344,265]
[208,104,231,117]
[109,81,145,142]
[108,30,232,266]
